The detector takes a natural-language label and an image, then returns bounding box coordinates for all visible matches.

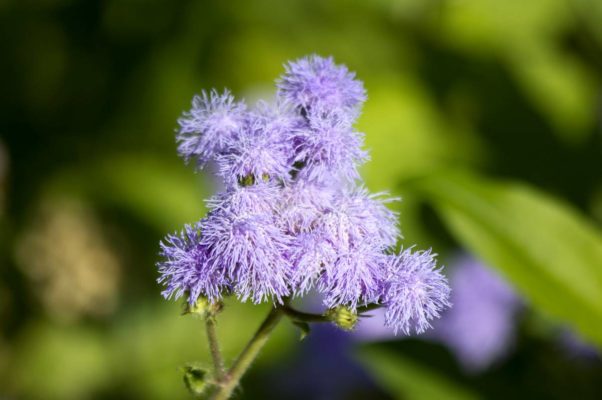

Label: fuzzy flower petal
[200,211,292,303]
[216,111,292,186]
[206,182,281,215]
[277,55,366,115]
[157,223,227,304]
[177,89,247,168]
[334,187,400,248]
[288,231,338,295]
[292,108,368,183]
[277,181,335,233]
[255,100,306,146]
[317,188,399,250]
[319,240,387,310]
[384,249,451,335]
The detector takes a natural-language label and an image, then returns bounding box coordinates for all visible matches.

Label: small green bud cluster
[326,306,358,331]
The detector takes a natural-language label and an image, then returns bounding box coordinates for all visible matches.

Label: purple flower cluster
[158,55,451,335]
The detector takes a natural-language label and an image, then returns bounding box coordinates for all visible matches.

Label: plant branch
[282,305,330,323]
[210,306,284,400]
[357,303,383,314]
[205,316,226,382]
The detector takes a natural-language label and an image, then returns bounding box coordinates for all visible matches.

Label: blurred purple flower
[177,89,247,168]
[558,328,600,361]
[433,257,521,372]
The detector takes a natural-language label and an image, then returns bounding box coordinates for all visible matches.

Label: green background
[1,0,601,398]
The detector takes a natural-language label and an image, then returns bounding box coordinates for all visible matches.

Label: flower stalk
[210,307,284,400]
[205,315,226,382]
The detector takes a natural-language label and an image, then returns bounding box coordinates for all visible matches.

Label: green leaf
[291,321,310,341]
[357,347,479,400]
[182,365,211,396]
[416,170,602,346]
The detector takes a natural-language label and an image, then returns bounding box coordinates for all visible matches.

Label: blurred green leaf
[416,170,602,346]
[11,323,112,400]
[439,0,597,143]
[357,346,479,400]
[93,154,208,230]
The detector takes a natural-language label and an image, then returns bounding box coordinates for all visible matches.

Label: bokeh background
[1,0,601,399]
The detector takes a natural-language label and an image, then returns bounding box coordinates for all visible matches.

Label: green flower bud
[325,306,358,331]
[182,296,223,318]
[239,174,255,187]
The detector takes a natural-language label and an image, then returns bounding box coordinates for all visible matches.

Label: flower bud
[183,296,223,318]
[238,174,255,187]
[183,365,210,396]
[325,306,358,331]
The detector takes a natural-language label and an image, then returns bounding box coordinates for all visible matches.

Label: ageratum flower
[177,89,247,168]
[157,223,227,304]
[384,249,451,335]
[277,55,366,116]
[159,55,451,336]
[200,211,292,304]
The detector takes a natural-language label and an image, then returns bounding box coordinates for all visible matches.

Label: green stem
[282,305,330,323]
[210,306,284,400]
[205,316,226,382]
[357,303,383,314]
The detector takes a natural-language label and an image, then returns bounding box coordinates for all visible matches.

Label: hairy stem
[210,306,284,400]
[205,316,226,382]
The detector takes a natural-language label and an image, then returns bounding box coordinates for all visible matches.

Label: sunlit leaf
[416,170,602,346]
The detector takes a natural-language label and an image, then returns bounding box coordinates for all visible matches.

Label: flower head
[277,181,334,234]
[216,110,292,186]
[206,181,280,215]
[177,89,247,168]
[157,223,227,304]
[291,108,368,183]
[277,55,366,116]
[334,187,399,249]
[384,249,451,335]
[319,240,387,310]
[200,211,292,303]
[317,188,399,251]
[288,231,337,295]
[159,55,451,337]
